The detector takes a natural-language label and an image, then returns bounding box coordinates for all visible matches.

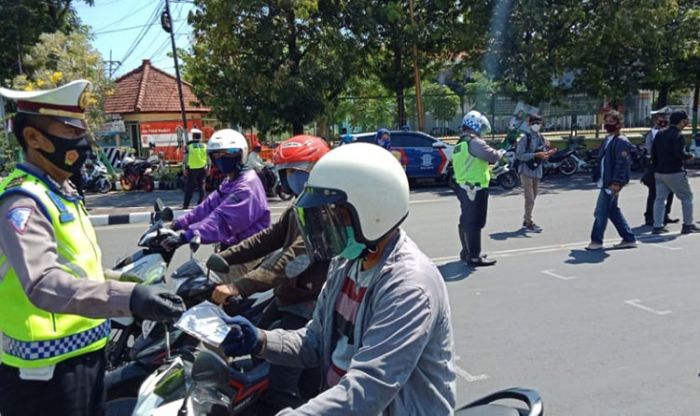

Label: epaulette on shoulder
[5,174,27,190]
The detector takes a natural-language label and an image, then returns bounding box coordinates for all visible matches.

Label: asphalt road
[96,173,700,415]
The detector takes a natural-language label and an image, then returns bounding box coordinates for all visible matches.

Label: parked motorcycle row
[103,201,544,416]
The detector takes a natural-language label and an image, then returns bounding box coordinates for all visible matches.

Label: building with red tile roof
[101,59,215,159]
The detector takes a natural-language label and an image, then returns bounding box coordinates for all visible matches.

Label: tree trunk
[656,85,669,109]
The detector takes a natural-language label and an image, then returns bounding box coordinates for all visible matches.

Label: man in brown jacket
[209,135,331,414]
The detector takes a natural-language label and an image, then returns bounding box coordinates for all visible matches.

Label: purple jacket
[175,169,270,247]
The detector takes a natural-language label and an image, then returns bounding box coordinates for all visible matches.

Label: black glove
[161,232,186,251]
[169,221,181,231]
[129,284,186,321]
[206,254,230,274]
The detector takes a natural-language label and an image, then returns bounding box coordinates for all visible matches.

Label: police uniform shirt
[0,162,135,318]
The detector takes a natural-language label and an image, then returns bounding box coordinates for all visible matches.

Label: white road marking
[542,269,576,280]
[624,299,672,316]
[648,243,682,251]
[410,198,454,205]
[453,356,489,382]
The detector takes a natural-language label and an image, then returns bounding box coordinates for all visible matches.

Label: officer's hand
[212,284,239,305]
[161,232,186,251]
[130,285,186,321]
[609,183,622,194]
[534,152,548,159]
[169,220,181,231]
[221,315,264,357]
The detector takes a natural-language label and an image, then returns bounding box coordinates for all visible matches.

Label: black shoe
[681,224,700,234]
[468,255,497,267]
[665,217,680,224]
[652,227,669,235]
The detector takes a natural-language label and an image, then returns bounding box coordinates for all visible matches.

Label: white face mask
[530,124,542,133]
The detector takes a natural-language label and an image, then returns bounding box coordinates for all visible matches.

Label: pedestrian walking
[0,80,185,416]
[586,110,637,250]
[515,114,555,232]
[651,110,700,234]
[453,110,505,266]
[642,106,677,226]
[182,127,207,209]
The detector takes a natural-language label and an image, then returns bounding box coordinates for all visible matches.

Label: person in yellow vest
[182,127,208,209]
[0,80,185,416]
[452,110,505,267]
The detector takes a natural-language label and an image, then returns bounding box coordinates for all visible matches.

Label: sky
[74,0,195,78]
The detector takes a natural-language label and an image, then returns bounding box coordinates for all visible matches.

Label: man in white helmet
[220,143,456,415]
[452,110,505,266]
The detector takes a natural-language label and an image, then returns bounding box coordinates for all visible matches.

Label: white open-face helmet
[206,129,248,164]
[294,143,409,260]
[462,110,491,135]
[190,128,203,141]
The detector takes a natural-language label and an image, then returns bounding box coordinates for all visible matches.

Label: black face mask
[36,128,91,174]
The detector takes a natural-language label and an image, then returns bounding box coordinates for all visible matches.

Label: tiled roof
[103,59,210,114]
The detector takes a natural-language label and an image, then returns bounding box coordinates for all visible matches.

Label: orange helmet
[273,135,330,173]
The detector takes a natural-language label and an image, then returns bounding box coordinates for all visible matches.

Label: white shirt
[597,136,613,189]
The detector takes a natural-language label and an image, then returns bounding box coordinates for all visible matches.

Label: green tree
[11,28,111,130]
[185,0,361,135]
[406,81,460,126]
[348,0,480,127]
[567,0,675,106]
[0,0,93,84]
[334,76,396,132]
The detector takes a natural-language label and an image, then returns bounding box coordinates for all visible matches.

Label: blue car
[352,131,454,181]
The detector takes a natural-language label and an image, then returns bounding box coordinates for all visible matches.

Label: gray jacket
[515,133,546,179]
[261,230,456,415]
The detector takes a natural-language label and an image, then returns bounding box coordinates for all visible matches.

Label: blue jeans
[590,189,636,244]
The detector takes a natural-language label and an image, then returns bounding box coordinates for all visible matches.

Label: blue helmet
[461,110,491,135]
[375,128,390,141]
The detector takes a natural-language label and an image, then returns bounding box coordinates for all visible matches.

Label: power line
[93,1,154,32]
[93,20,184,36]
[112,3,162,75]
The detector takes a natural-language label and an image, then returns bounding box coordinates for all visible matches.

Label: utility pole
[162,0,189,143]
[105,50,121,80]
[409,0,425,132]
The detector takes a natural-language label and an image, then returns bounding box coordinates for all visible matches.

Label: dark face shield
[294,187,356,261]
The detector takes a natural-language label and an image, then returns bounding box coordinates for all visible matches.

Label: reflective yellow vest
[452,137,490,186]
[0,167,109,368]
[186,142,208,169]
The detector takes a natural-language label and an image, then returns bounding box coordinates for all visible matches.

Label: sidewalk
[86,189,289,226]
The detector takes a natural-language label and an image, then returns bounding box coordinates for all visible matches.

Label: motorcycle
[258,165,293,201]
[630,143,649,172]
[82,157,113,194]
[491,161,519,190]
[456,388,544,416]
[117,348,543,416]
[542,144,588,177]
[120,154,161,192]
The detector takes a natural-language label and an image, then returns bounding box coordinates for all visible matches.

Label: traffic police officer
[0,80,185,416]
[453,110,504,267]
[182,127,208,209]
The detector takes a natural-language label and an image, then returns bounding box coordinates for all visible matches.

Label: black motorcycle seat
[455,404,526,416]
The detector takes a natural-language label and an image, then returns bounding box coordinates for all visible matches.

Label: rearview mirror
[432,141,447,149]
[190,235,201,253]
[191,350,230,388]
[154,198,164,213]
[161,207,174,222]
